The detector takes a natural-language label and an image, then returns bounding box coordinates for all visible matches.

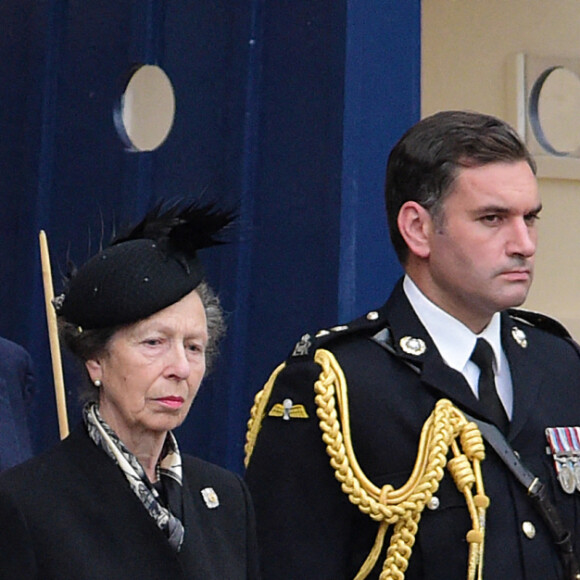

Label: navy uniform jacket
[245,279,580,579]
[0,337,34,471]
[0,423,260,579]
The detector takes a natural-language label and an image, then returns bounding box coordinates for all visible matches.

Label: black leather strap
[463,412,536,490]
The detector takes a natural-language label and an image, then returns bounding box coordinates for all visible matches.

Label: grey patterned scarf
[84,402,185,551]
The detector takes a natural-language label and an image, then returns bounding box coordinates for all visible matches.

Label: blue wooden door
[0,0,419,471]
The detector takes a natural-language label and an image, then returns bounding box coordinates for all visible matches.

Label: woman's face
[85,289,208,445]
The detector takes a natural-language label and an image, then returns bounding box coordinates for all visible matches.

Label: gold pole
[39,230,69,439]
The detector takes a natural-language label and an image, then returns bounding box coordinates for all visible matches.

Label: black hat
[54,200,234,329]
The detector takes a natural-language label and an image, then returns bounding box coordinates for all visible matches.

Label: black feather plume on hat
[112,200,237,274]
[113,200,236,250]
[55,200,236,329]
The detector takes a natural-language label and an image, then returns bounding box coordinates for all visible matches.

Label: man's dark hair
[385,110,537,263]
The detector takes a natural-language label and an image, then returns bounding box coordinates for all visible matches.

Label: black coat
[0,337,34,471]
[0,424,260,579]
[245,279,580,579]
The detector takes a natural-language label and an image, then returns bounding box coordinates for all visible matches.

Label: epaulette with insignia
[507,307,572,339]
[287,306,389,361]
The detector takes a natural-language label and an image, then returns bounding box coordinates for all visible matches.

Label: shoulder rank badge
[292,334,312,357]
[545,427,580,494]
[269,398,309,420]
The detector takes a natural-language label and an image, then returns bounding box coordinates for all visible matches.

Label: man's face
[423,160,541,332]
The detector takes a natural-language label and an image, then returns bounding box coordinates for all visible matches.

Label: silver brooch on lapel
[399,336,427,356]
[511,326,528,348]
[201,487,220,509]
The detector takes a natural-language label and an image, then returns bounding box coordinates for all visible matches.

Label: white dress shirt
[403,275,513,418]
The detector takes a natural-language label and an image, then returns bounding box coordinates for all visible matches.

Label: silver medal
[574,463,580,492]
[558,463,576,494]
[546,426,580,495]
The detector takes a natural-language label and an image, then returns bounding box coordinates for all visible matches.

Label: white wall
[422,0,580,337]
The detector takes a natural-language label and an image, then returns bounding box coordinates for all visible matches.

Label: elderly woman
[0,202,260,579]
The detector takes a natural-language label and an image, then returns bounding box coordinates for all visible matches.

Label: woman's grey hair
[58,280,226,403]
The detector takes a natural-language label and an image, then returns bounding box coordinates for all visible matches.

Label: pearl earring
[94,379,102,388]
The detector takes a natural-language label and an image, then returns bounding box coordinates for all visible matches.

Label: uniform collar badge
[399,336,427,356]
[511,326,528,348]
[201,487,220,509]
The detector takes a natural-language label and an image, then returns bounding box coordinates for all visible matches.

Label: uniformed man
[244,110,580,579]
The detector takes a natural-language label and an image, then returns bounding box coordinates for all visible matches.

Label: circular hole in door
[115,64,176,152]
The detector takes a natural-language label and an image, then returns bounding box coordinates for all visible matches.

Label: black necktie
[470,338,509,433]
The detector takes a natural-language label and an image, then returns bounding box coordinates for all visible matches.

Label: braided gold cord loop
[460,422,486,461]
[244,362,286,467]
[313,348,489,580]
[448,454,476,491]
[242,347,490,580]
